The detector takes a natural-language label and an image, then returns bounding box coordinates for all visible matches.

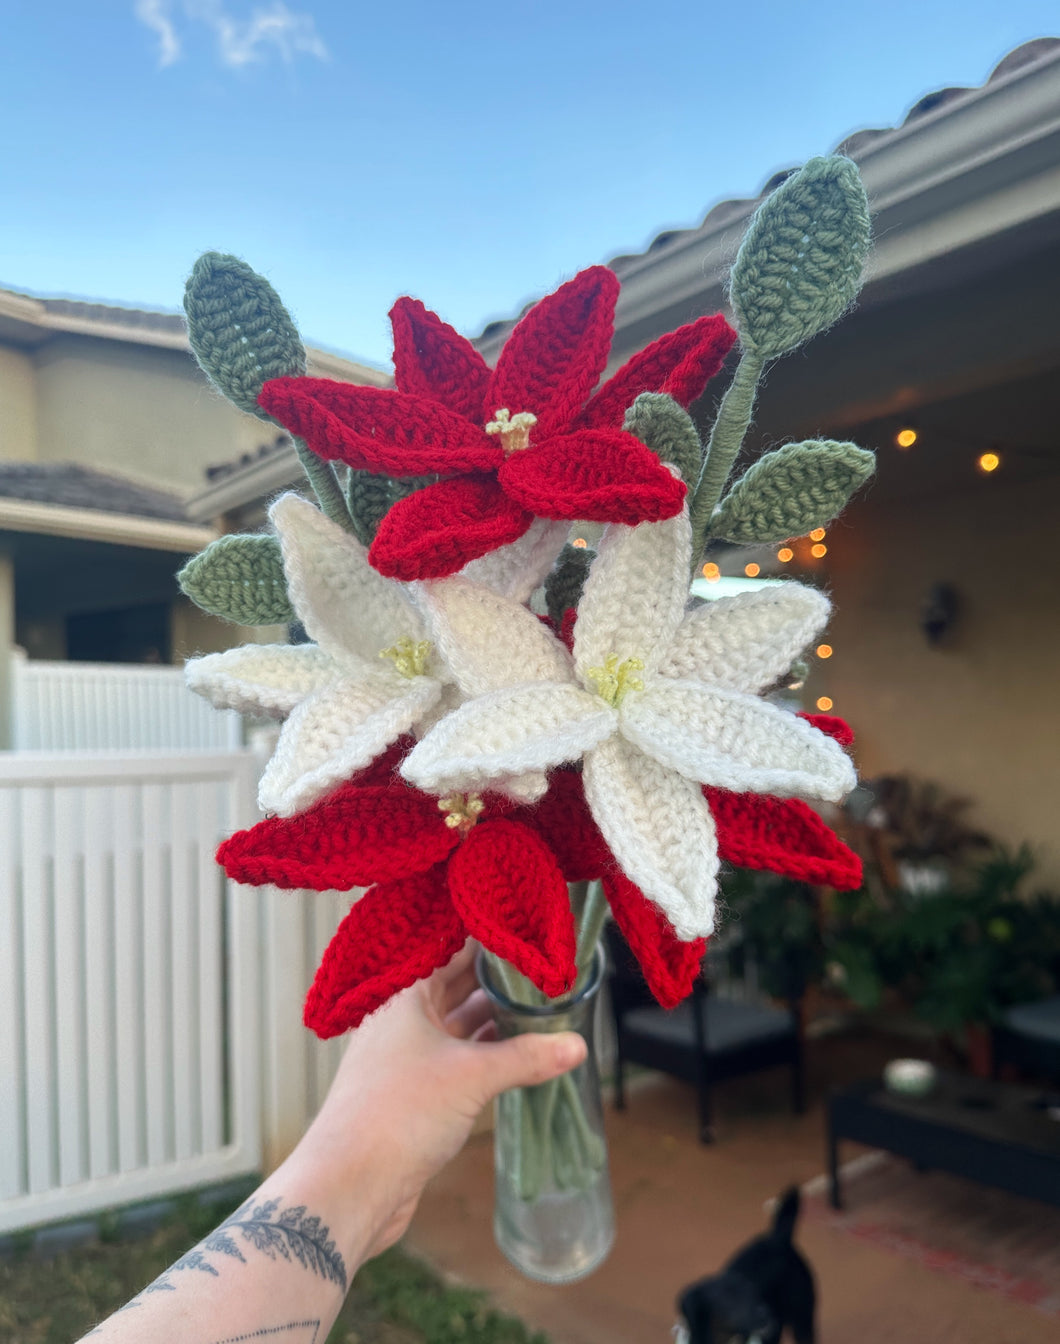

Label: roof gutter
[184,443,304,522]
[0,497,218,553]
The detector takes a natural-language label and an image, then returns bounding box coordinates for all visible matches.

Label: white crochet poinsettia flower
[402,506,857,939]
[186,493,454,816]
[186,496,564,816]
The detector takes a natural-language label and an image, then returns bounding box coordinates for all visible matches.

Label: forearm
[81,1141,384,1343]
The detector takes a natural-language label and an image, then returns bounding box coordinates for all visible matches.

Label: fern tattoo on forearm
[147,1197,348,1295]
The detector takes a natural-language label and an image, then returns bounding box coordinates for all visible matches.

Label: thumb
[478,1030,587,1103]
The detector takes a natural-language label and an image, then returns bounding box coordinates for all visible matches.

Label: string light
[701,562,720,583]
[572,537,588,548]
[810,543,828,558]
[809,528,826,542]
[816,644,833,659]
[744,562,760,577]
[777,546,794,563]
[977,451,1001,474]
[896,428,918,449]
[816,696,834,712]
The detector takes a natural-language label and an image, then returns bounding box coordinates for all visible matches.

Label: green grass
[0,1191,548,1344]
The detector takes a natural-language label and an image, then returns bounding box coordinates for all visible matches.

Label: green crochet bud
[545,543,594,628]
[184,252,306,417]
[730,157,871,360]
[345,471,436,547]
[623,392,703,489]
[178,533,294,626]
[710,440,875,544]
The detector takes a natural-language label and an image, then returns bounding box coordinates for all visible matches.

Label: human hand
[290,942,587,1261]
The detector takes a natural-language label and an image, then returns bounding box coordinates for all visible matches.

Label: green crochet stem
[575,881,608,987]
[292,438,356,534]
[688,349,765,568]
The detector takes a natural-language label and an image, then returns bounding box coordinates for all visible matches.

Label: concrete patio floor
[407,1035,1057,1343]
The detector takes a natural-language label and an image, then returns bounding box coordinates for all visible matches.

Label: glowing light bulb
[572,537,588,548]
[744,562,760,577]
[816,696,834,712]
[977,452,1000,474]
[702,562,720,583]
[896,428,917,449]
[809,528,826,542]
[810,543,828,558]
[777,547,794,563]
[816,644,833,659]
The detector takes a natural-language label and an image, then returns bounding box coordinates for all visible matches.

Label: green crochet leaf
[184,253,306,417]
[710,440,875,544]
[178,534,294,626]
[730,157,871,360]
[623,392,703,489]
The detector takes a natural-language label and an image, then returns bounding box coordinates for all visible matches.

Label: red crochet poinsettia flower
[219,758,579,1036]
[257,266,736,581]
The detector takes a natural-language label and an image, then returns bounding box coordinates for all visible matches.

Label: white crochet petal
[270,493,425,664]
[258,673,442,816]
[583,736,718,940]
[460,517,570,604]
[661,583,831,692]
[401,683,614,796]
[412,578,572,697]
[621,681,857,801]
[574,505,691,683]
[185,643,336,717]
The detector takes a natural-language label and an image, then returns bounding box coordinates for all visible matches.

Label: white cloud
[135,0,182,67]
[135,1,329,70]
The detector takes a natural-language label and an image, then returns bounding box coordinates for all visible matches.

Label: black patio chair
[993,995,1060,1082]
[604,922,806,1143]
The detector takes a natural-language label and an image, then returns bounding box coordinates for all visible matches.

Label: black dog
[677,1187,816,1344]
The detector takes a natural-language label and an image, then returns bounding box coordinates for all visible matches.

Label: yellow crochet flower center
[437,793,485,836]
[378,636,433,679]
[585,654,645,708]
[485,407,537,454]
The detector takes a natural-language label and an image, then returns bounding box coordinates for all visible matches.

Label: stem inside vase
[479,945,615,1284]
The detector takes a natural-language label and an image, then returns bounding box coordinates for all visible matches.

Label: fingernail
[556,1034,586,1069]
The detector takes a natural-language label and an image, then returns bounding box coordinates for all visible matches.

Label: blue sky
[1,2,1057,367]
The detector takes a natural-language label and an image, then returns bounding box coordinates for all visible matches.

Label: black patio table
[827,1073,1060,1210]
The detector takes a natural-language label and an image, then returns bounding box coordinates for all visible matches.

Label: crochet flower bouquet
[179,155,874,1274]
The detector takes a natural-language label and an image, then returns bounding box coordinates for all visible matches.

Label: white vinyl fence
[11,654,242,751]
[0,751,263,1234]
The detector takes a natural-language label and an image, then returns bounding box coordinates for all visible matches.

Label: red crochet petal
[517,768,610,882]
[446,819,577,998]
[576,314,737,430]
[368,473,532,580]
[350,735,416,786]
[603,871,706,1010]
[558,606,578,653]
[216,784,458,891]
[798,712,855,748]
[500,429,687,523]
[390,297,491,421]
[303,870,466,1037]
[486,268,620,440]
[258,378,501,476]
[707,787,862,890]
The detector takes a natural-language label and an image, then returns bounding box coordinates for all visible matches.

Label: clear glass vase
[479,949,615,1284]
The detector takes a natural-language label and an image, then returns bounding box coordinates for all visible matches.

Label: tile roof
[476,38,1060,344]
[0,462,189,521]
